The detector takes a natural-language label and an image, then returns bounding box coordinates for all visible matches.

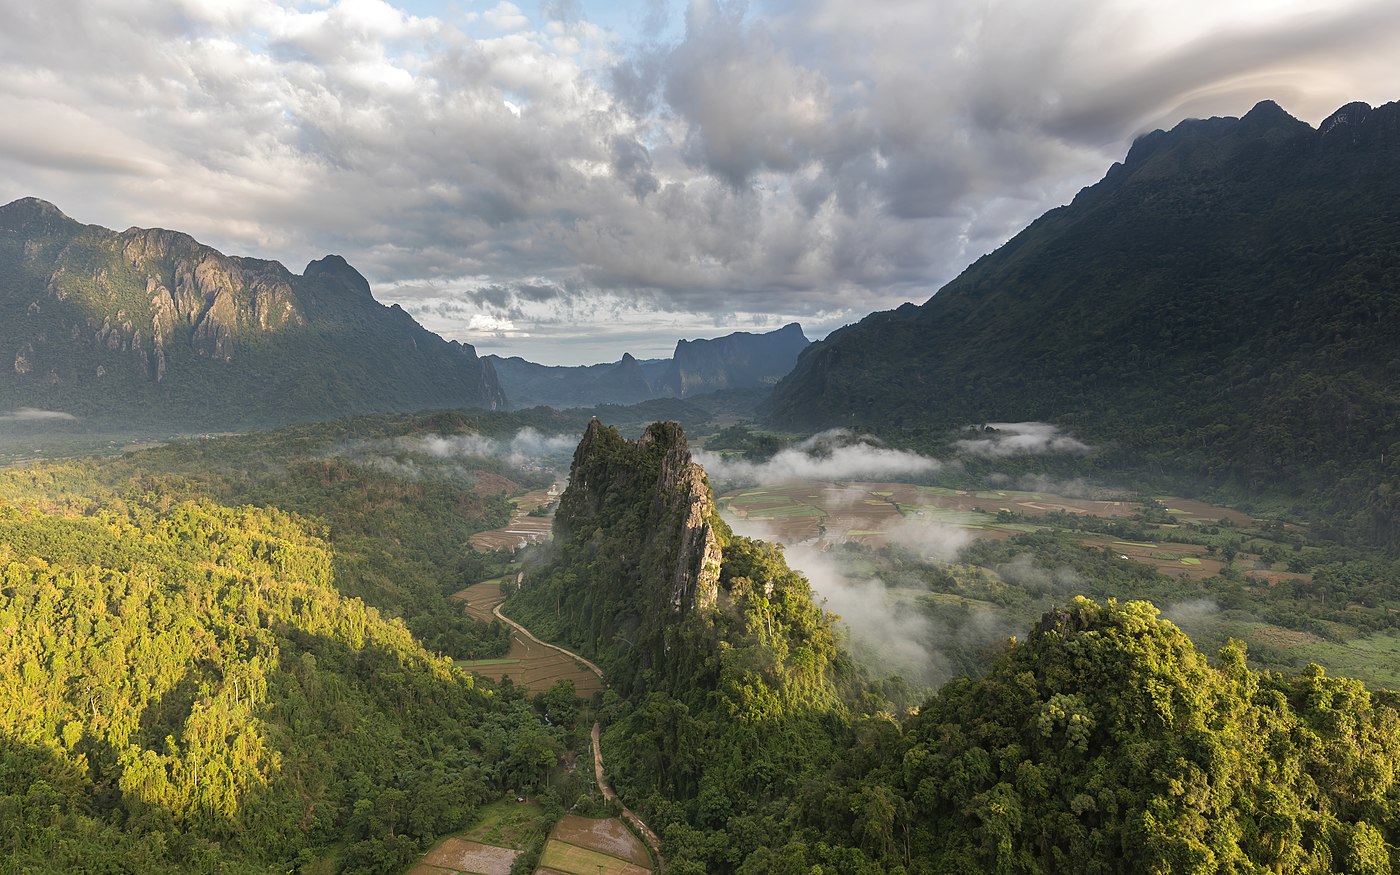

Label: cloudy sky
[3,0,1399,363]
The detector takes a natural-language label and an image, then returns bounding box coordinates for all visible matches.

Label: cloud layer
[5,0,1400,362]
[694,428,941,483]
[0,408,79,422]
[955,422,1091,458]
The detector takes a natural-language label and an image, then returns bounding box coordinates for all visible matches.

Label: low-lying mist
[728,514,1018,687]
[695,428,941,484]
[955,422,1091,457]
[0,408,79,422]
[343,427,577,482]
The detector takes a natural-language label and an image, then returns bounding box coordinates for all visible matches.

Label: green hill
[0,471,558,872]
[770,99,1400,540]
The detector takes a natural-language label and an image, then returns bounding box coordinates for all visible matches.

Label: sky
[3,1,1399,364]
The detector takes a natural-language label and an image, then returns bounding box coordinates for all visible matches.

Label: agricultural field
[536,841,650,875]
[549,816,652,869]
[469,485,561,551]
[713,477,1400,686]
[408,839,518,875]
[718,480,1300,584]
[408,799,544,875]
[453,579,606,696]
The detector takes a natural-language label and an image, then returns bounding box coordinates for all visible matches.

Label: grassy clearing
[461,798,544,849]
[1296,634,1400,690]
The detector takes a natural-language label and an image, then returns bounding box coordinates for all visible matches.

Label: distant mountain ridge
[0,198,505,428]
[486,322,809,409]
[770,99,1400,533]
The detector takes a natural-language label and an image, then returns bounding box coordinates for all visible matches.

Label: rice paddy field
[469,485,560,551]
[408,800,544,875]
[547,816,652,869]
[537,833,651,875]
[452,579,606,696]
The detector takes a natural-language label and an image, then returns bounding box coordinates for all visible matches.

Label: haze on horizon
[3,0,1399,365]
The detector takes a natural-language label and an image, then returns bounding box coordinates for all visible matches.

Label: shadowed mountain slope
[771,100,1400,513]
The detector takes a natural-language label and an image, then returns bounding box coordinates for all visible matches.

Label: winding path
[491,600,665,872]
[592,721,665,871]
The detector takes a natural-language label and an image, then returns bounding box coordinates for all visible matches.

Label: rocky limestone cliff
[655,322,809,398]
[487,350,658,409]
[559,419,721,616]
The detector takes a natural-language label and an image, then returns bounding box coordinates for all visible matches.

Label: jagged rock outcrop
[0,198,505,427]
[559,419,722,617]
[510,418,737,695]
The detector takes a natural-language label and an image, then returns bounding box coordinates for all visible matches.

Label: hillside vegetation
[509,421,1400,873]
[0,410,618,872]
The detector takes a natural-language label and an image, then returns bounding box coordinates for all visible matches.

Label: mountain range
[0,197,505,429]
[772,100,1400,499]
[0,198,809,430]
[485,321,809,409]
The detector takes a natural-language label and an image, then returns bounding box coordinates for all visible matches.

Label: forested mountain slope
[0,410,618,871]
[0,483,557,873]
[771,100,1400,532]
[0,198,504,429]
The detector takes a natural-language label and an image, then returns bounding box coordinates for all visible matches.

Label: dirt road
[491,601,665,871]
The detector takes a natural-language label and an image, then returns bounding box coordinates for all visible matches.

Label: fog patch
[785,541,947,685]
[0,408,79,422]
[956,422,1090,457]
[1162,598,1221,631]
[343,427,577,481]
[395,428,577,468]
[696,429,941,485]
[997,554,1080,595]
[881,516,974,564]
[727,514,995,686]
[987,472,1100,498]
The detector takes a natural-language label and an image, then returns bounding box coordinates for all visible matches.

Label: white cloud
[3,0,1400,362]
[483,2,530,31]
[0,408,80,422]
[695,428,941,484]
[955,422,1091,457]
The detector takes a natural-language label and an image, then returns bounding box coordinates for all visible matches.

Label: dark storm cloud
[2,0,1399,363]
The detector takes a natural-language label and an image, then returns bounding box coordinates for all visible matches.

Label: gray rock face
[0,197,506,427]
